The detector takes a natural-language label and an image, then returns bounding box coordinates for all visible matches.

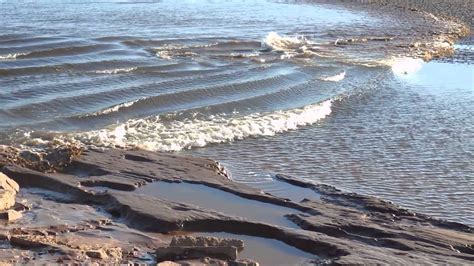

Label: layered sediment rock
[0,147,472,264]
[0,144,82,173]
[170,236,245,252]
[156,236,257,264]
[0,172,19,213]
[0,210,22,221]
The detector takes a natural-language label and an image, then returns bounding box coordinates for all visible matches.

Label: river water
[0,0,472,225]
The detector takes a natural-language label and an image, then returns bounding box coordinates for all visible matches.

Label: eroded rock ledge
[0,146,472,264]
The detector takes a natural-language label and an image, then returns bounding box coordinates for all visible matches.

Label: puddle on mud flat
[137,181,301,229]
[197,232,316,266]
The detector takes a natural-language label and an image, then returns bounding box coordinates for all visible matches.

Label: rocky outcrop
[170,236,244,252]
[0,145,82,173]
[0,210,22,221]
[1,215,125,264]
[0,172,19,193]
[157,236,257,265]
[0,147,472,264]
[86,248,122,261]
[0,189,16,212]
[0,172,19,212]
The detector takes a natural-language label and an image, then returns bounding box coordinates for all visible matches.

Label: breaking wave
[66,99,332,151]
[320,71,346,82]
[229,52,261,58]
[262,32,317,59]
[380,57,425,76]
[94,67,138,74]
[0,52,29,60]
[83,99,142,117]
[263,32,310,51]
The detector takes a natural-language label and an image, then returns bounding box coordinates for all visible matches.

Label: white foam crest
[320,71,346,82]
[94,67,137,74]
[84,99,141,117]
[280,53,296,60]
[0,52,29,60]
[156,50,197,60]
[385,57,424,76]
[154,42,218,51]
[230,52,260,58]
[263,32,322,60]
[263,32,307,51]
[154,42,216,59]
[70,100,333,152]
[156,50,173,60]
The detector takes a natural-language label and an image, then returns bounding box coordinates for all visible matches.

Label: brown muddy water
[0,0,473,226]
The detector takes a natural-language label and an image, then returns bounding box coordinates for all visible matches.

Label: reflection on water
[186,48,474,226]
[199,232,314,265]
[137,181,301,228]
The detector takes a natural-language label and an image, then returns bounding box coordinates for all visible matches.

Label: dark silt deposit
[1,0,473,264]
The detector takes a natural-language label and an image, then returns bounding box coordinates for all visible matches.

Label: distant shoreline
[372,0,473,28]
[312,0,472,29]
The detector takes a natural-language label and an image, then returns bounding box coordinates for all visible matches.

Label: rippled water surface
[189,52,474,225]
[0,0,472,225]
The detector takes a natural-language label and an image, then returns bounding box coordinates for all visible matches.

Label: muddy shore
[312,0,473,28]
[0,146,473,264]
[1,1,473,265]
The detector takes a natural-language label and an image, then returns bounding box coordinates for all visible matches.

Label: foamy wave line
[154,42,217,59]
[263,32,310,51]
[84,99,141,117]
[0,52,29,60]
[156,50,197,60]
[69,100,332,152]
[350,57,424,74]
[94,67,137,74]
[262,32,327,60]
[154,42,218,51]
[320,71,346,82]
[377,57,424,75]
[230,52,260,58]
[156,50,173,60]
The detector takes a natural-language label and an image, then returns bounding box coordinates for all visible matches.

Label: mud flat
[0,146,472,264]
[307,0,472,62]
[315,0,473,28]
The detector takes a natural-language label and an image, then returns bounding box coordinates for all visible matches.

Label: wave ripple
[67,100,332,151]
